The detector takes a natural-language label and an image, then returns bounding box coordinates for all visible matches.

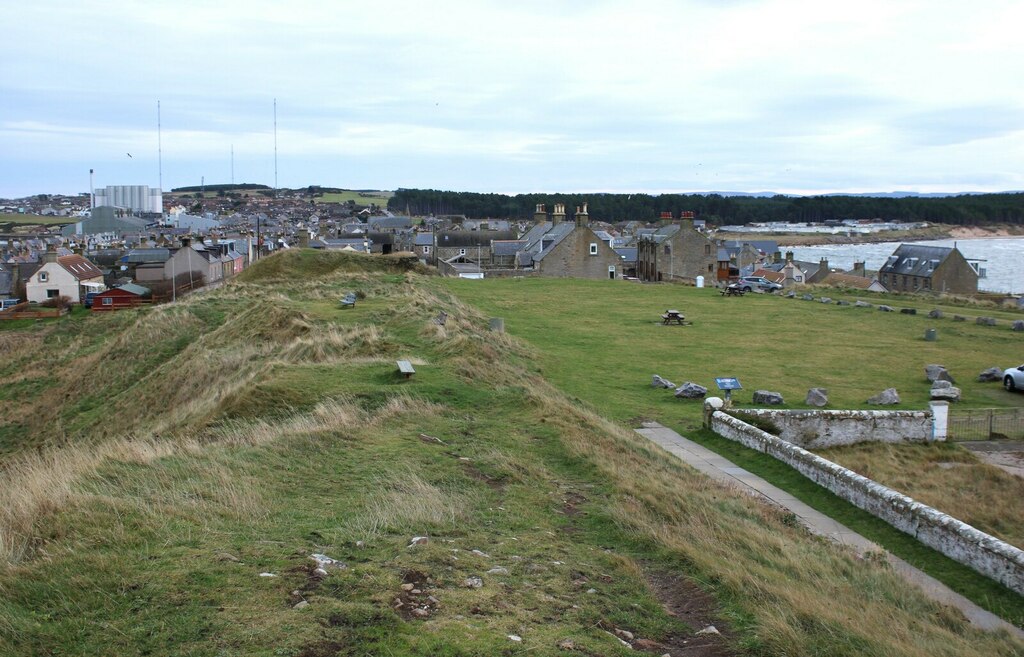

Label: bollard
[924,328,937,341]
[489,317,505,333]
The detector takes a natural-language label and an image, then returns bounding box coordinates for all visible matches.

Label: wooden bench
[340,292,357,308]
[396,360,416,379]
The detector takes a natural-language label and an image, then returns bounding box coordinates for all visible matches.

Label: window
[46,289,59,298]
[102,297,113,306]
[458,248,466,256]
[608,265,616,279]
[664,244,671,255]
[589,243,598,255]
[422,246,431,254]
[705,244,711,255]
[39,271,48,282]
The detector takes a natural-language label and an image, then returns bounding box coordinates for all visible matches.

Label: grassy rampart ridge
[0,251,1021,655]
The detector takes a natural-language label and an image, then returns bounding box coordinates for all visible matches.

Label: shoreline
[717,224,1024,247]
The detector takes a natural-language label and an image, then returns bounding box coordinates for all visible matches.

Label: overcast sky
[2,0,1023,199]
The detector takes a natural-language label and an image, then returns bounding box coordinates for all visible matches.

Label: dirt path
[961,440,1024,479]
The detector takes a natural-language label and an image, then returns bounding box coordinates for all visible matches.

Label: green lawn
[315,190,394,206]
[0,212,69,226]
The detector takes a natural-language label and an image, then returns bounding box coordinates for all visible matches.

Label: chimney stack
[785,250,794,263]
[552,203,566,225]
[534,203,548,224]
[43,244,58,264]
[575,202,588,227]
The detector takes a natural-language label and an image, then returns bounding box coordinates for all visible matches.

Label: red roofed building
[25,249,105,304]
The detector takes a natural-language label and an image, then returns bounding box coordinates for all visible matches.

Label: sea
[791,237,1024,294]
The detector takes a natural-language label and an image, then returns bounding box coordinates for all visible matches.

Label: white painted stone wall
[709,409,1024,595]
[730,408,935,448]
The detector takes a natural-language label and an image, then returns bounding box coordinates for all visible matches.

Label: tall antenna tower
[273,98,278,195]
[157,101,163,193]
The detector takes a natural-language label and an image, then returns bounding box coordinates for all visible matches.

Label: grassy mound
[0,251,1021,656]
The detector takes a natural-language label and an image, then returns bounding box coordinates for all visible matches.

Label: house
[433,231,517,265]
[878,244,978,294]
[122,248,172,283]
[524,204,624,280]
[636,222,717,284]
[162,239,223,288]
[0,264,14,300]
[25,250,105,304]
[91,283,151,311]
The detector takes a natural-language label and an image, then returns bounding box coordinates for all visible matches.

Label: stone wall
[729,408,936,449]
[708,409,1024,595]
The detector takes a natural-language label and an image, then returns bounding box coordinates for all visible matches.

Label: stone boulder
[805,388,828,407]
[925,364,955,384]
[752,390,784,405]
[652,375,676,389]
[931,380,953,390]
[1013,320,1024,332]
[674,382,708,399]
[952,315,966,322]
[802,294,814,301]
[866,388,900,405]
[978,367,1004,382]
[785,290,796,299]
[900,308,917,315]
[878,305,894,312]
[837,300,851,306]
[976,316,997,326]
[930,386,961,402]
[819,297,832,304]
[928,309,943,319]
[855,300,873,308]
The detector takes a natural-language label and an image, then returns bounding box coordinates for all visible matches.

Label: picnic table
[661,309,685,325]
[721,285,745,297]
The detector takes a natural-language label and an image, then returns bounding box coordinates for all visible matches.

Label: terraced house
[878,244,978,294]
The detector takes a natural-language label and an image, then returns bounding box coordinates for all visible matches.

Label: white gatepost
[930,401,949,441]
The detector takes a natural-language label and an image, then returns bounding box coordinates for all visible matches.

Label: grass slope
[0,254,1021,656]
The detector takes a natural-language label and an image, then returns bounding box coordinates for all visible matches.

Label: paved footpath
[636,421,1024,638]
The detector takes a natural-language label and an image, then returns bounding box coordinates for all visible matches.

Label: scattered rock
[785,290,796,298]
[900,308,917,315]
[487,566,509,575]
[470,549,490,558]
[877,305,894,312]
[866,388,900,405]
[557,639,577,650]
[312,567,328,579]
[408,536,429,547]
[978,367,1004,382]
[931,380,953,390]
[930,386,961,401]
[925,364,955,384]
[952,315,966,321]
[412,607,430,618]
[615,629,635,641]
[976,316,997,326]
[819,297,832,304]
[586,588,598,594]
[216,552,240,562]
[652,375,676,389]
[1013,320,1024,332]
[752,390,784,405]
[805,388,828,407]
[310,553,346,571]
[401,583,415,591]
[259,572,277,577]
[634,638,664,651]
[508,635,522,642]
[836,300,851,306]
[928,309,943,319]
[463,577,484,589]
[802,294,814,301]
[674,382,707,399]
[293,601,309,610]
[418,433,445,445]
[355,540,365,548]
[855,300,873,308]
[695,625,720,636]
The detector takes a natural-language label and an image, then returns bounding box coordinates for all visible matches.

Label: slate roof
[532,223,576,262]
[0,269,12,297]
[614,247,638,263]
[491,240,527,257]
[436,231,516,248]
[57,255,103,280]
[878,244,958,277]
[116,283,151,296]
[122,248,171,264]
[821,272,879,290]
[413,233,434,246]
[723,239,779,255]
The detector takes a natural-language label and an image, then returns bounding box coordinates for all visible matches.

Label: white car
[1005,364,1024,392]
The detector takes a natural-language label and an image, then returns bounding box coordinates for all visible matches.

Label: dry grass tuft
[342,467,472,538]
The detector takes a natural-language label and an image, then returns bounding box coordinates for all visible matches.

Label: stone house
[524,204,624,280]
[636,221,716,283]
[162,239,224,287]
[878,244,978,294]
[25,251,105,303]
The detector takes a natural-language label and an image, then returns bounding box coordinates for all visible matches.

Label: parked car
[1004,364,1024,392]
[738,275,783,293]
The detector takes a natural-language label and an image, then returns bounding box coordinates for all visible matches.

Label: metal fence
[949,408,1024,441]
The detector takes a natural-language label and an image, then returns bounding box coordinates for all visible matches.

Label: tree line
[388,189,1024,226]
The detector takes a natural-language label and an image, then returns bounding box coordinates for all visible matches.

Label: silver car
[738,275,783,293]
[1005,364,1024,392]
